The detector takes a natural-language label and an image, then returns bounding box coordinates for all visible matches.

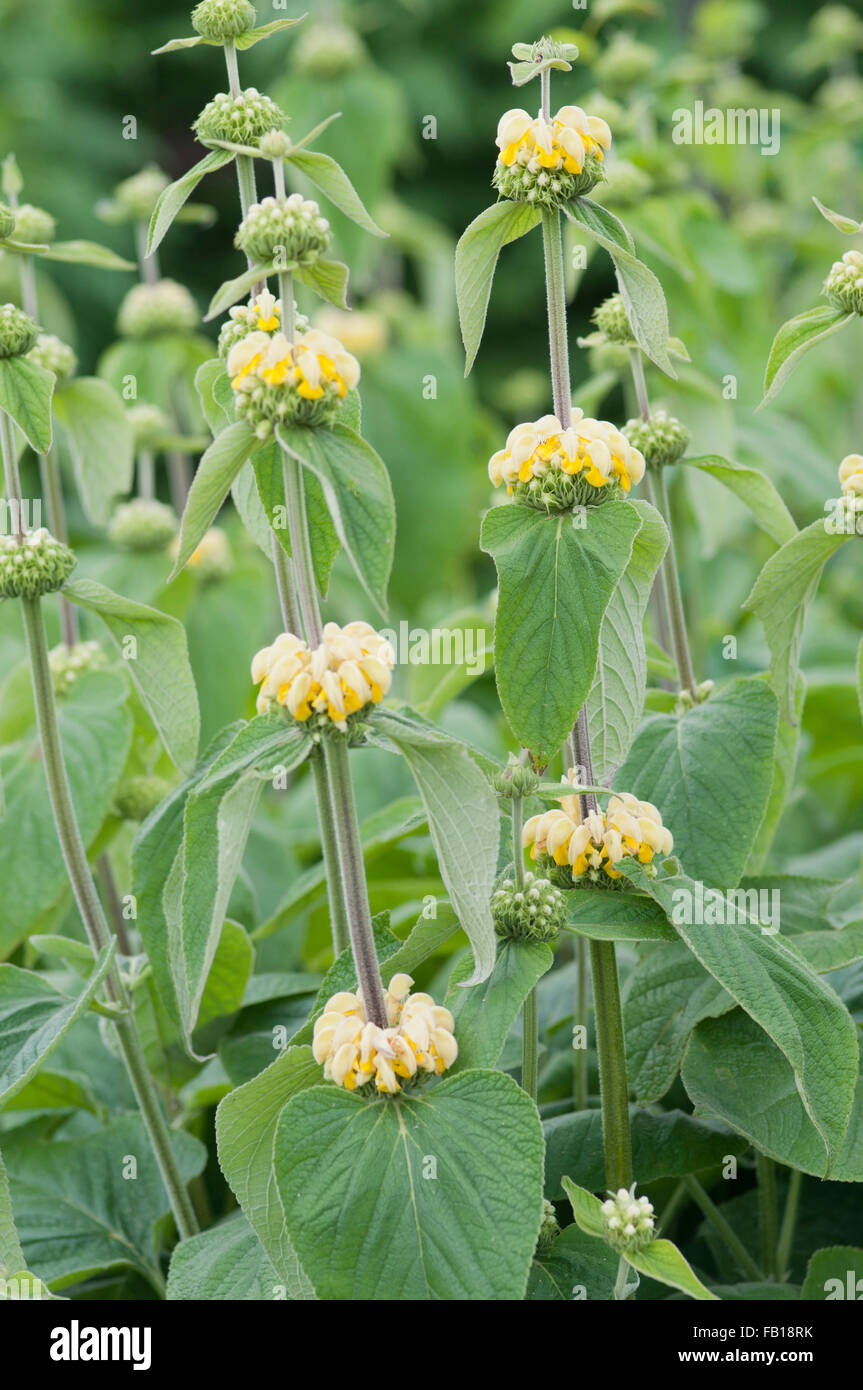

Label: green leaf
[250,439,341,596]
[616,677,779,887]
[760,304,854,406]
[456,201,541,373]
[278,423,395,617]
[745,676,803,874]
[39,240,135,271]
[295,257,350,308]
[195,357,233,434]
[623,942,731,1102]
[529,1223,620,1300]
[627,862,860,1171]
[0,355,55,453]
[566,199,676,376]
[148,150,234,255]
[215,1045,321,1298]
[372,708,499,985]
[167,1213,280,1300]
[561,1177,607,1239]
[235,16,307,48]
[682,455,797,547]
[63,578,200,772]
[232,461,273,555]
[565,888,675,942]
[274,1070,545,1300]
[586,498,668,782]
[0,1147,25,1277]
[546,1109,747,1198]
[3,1116,205,1291]
[151,34,204,54]
[171,420,256,578]
[567,196,635,254]
[446,938,553,1070]
[0,672,132,956]
[481,501,641,765]
[682,1010,863,1181]
[205,259,283,320]
[812,197,861,234]
[0,943,115,1107]
[175,718,311,1039]
[626,1238,718,1300]
[858,636,863,727]
[744,521,848,723]
[802,1247,863,1300]
[285,149,386,238]
[52,377,134,526]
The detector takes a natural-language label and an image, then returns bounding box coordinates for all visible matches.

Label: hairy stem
[135,221,160,284]
[589,938,632,1191]
[574,934,588,1109]
[38,450,78,647]
[684,1175,762,1281]
[1,411,25,540]
[540,209,572,428]
[98,853,133,956]
[522,986,539,1102]
[137,449,155,500]
[757,1153,778,1279]
[310,748,350,956]
[18,591,198,1240]
[776,1166,802,1282]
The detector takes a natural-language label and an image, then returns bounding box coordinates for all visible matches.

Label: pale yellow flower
[488,412,644,494]
[312,974,457,1095]
[839,453,863,497]
[522,772,672,883]
[495,105,612,175]
[227,325,360,401]
[251,620,395,729]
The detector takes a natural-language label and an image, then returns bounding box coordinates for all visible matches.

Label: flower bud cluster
[824,249,863,316]
[109,498,178,553]
[0,529,77,599]
[117,279,199,338]
[600,1186,656,1252]
[492,871,565,943]
[26,333,78,384]
[623,410,690,468]
[493,105,612,205]
[191,0,256,40]
[0,304,39,358]
[234,194,331,266]
[194,88,286,147]
[48,641,107,695]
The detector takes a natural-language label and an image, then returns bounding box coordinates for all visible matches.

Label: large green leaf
[285,149,386,238]
[277,423,395,617]
[215,1045,321,1299]
[0,355,54,453]
[446,938,553,1071]
[528,1222,619,1300]
[0,1146,58,1301]
[586,498,668,782]
[682,455,797,547]
[626,862,860,1170]
[760,304,854,406]
[3,1117,205,1292]
[801,1247,863,1300]
[616,677,779,888]
[40,240,134,270]
[148,150,234,255]
[175,717,311,1039]
[744,522,848,723]
[623,941,731,1102]
[682,1011,863,1181]
[52,377,134,526]
[482,500,641,765]
[63,578,200,773]
[170,420,257,578]
[167,1213,279,1301]
[0,672,132,957]
[371,708,499,984]
[566,198,676,376]
[0,944,115,1107]
[456,200,541,372]
[565,888,675,942]
[274,1069,545,1300]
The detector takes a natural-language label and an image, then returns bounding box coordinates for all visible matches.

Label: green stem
[511,792,524,889]
[38,451,77,649]
[588,938,632,1191]
[17,591,198,1240]
[540,209,572,428]
[757,1153,778,1279]
[135,221,159,284]
[97,853,133,956]
[612,1254,631,1300]
[281,449,321,644]
[522,986,538,1102]
[628,346,650,424]
[310,748,350,956]
[1,394,25,541]
[684,1175,762,1282]
[776,1166,802,1282]
[574,934,588,1110]
[272,534,302,633]
[137,449,155,500]
[649,466,698,699]
[656,1177,688,1236]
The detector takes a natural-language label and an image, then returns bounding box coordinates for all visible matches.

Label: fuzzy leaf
[456,201,541,373]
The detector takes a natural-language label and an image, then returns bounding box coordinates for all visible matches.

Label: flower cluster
[312,974,458,1095]
[600,1186,656,1252]
[0,202,15,238]
[191,0,256,41]
[49,640,106,696]
[824,248,863,316]
[488,410,645,509]
[109,498,178,553]
[227,324,360,433]
[0,529,76,599]
[523,774,673,885]
[101,164,170,224]
[126,403,170,451]
[592,292,633,345]
[623,409,690,468]
[218,289,293,356]
[117,279,199,338]
[251,621,395,731]
[0,304,38,359]
[194,88,285,147]
[493,105,612,205]
[13,204,56,245]
[835,452,863,527]
[26,333,78,385]
[491,871,565,943]
[235,194,331,266]
[174,526,231,579]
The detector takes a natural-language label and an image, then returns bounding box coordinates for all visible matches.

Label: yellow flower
[839,453,863,497]
[495,105,611,175]
[251,620,395,730]
[488,412,645,494]
[522,772,673,884]
[250,288,280,331]
[312,973,457,1095]
[227,325,361,401]
[171,526,231,578]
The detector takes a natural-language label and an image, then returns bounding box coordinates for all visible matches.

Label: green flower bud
[492,757,540,799]
[0,304,39,358]
[194,89,286,147]
[0,529,77,599]
[234,378,346,433]
[592,293,633,345]
[117,279,199,337]
[536,1199,561,1255]
[126,402,170,451]
[49,640,107,696]
[491,871,565,944]
[13,203,56,245]
[113,774,173,823]
[191,0,256,40]
[258,129,292,160]
[493,149,605,210]
[235,194,331,266]
[512,469,626,513]
[217,293,308,357]
[291,21,367,79]
[823,249,863,316]
[623,410,690,468]
[108,498,178,553]
[0,202,16,238]
[111,164,170,223]
[600,1185,656,1253]
[26,333,78,385]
